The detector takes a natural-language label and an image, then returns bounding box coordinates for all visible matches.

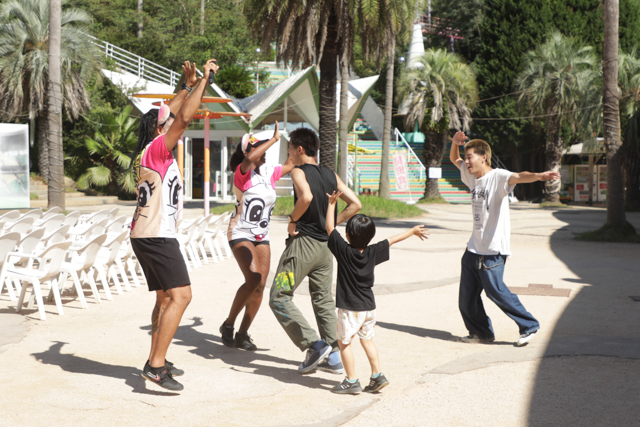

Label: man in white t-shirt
[450,131,560,346]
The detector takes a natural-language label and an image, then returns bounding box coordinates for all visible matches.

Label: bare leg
[360,338,381,376]
[226,243,270,334]
[338,340,357,380]
[149,284,192,368]
[149,290,170,360]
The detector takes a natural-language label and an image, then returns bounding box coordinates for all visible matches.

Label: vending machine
[597,165,607,202]
[574,165,590,202]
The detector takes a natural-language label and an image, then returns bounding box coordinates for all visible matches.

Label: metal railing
[89,35,181,87]
[393,128,426,181]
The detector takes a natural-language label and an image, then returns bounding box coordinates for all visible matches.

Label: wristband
[181,83,192,93]
[287,215,297,224]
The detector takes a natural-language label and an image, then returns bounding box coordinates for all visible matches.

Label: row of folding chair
[177,211,233,271]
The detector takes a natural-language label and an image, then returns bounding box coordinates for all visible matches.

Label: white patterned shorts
[336,308,377,345]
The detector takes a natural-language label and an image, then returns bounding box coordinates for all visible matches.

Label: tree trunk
[603,0,627,228]
[379,40,395,200]
[422,130,446,199]
[37,108,49,182]
[544,116,562,203]
[200,0,205,36]
[338,54,349,184]
[318,7,338,171]
[48,0,65,210]
[137,0,143,38]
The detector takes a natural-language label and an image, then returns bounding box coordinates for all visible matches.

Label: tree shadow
[144,317,337,391]
[31,341,179,396]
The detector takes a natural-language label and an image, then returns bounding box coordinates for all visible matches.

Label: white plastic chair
[63,211,81,228]
[192,214,214,264]
[4,228,46,298]
[107,207,119,220]
[0,232,22,301]
[92,231,129,297]
[4,241,72,320]
[69,218,108,244]
[204,211,232,261]
[119,237,143,289]
[41,225,71,249]
[38,207,62,223]
[78,209,109,226]
[36,214,65,234]
[105,216,127,235]
[21,209,43,220]
[58,234,108,307]
[176,220,201,271]
[6,216,35,237]
[0,210,21,230]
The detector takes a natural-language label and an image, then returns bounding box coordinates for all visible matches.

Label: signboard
[392,152,409,192]
[0,124,30,209]
[428,167,442,179]
[574,165,589,202]
[597,165,607,202]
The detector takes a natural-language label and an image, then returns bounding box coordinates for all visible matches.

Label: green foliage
[211,204,235,215]
[416,196,448,204]
[73,105,138,196]
[272,196,423,219]
[215,64,270,98]
[428,0,486,63]
[30,193,38,200]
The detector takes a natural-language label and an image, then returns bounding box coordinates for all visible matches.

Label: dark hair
[229,138,268,171]
[131,109,159,167]
[345,214,376,249]
[289,127,319,157]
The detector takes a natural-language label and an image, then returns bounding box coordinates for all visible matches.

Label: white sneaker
[517,329,539,346]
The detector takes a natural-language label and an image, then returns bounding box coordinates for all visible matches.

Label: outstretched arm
[508,171,560,186]
[387,225,429,247]
[166,61,200,117]
[165,59,219,152]
[449,131,467,170]
[240,122,280,174]
[325,191,342,235]
[335,174,362,225]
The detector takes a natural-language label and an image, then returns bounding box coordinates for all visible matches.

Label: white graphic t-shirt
[131,134,182,238]
[460,167,515,255]
[228,164,283,243]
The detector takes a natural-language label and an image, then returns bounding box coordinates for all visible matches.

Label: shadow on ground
[528,208,640,426]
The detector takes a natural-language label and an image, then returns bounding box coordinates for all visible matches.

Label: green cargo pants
[269,233,337,352]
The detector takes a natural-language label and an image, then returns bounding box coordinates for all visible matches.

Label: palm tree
[516,32,598,204]
[75,106,138,196]
[396,49,478,199]
[619,50,640,210]
[0,0,103,181]
[48,0,64,209]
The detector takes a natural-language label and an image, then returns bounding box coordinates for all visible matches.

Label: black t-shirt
[328,229,390,311]
[294,163,337,242]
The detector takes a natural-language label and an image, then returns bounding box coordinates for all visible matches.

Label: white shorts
[336,308,377,345]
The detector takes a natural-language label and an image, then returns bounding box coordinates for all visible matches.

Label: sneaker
[331,377,362,394]
[298,343,332,373]
[165,360,184,377]
[141,361,184,391]
[517,329,539,347]
[219,321,235,348]
[460,334,495,344]
[317,359,345,375]
[363,373,390,393]
[234,332,257,351]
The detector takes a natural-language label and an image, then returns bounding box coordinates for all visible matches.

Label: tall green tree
[619,50,640,210]
[0,0,103,182]
[397,49,478,199]
[75,106,138,196]
[516,32,598,204]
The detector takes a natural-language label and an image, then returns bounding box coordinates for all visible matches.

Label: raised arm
[508,171,560,186]
[387,225,429,247]
[240,122,280,174]
[166,61,200,117]
[164,59,219,152]
[281,154,295,176]
[335,174,362,225]
[325,191,342,235]
[449,131,467,170]
[287,168,312,236]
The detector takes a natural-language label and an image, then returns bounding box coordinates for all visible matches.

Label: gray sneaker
[317,358,345,375]
[517,329,539,346]
[331,377,362,394]
[461,334,495,344]
[298,343,332,373]
[363,373,389,393]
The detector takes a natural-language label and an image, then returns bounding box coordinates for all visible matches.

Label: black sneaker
[331,377,362,394]
[141,361,184,391]
[363,373,389,393]
[165,360,184,377]
[298,342,332,373]
[460,334,495,344]
[317,358,345,375]
[219,321,235,348]
[234,332,257,351]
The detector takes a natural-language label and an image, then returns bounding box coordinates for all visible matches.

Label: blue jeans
[459,249,539,337]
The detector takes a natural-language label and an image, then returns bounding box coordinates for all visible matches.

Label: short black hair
[345,214,376,249]
[289,127,319,157]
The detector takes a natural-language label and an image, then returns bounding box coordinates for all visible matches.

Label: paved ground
[1,202,639,427]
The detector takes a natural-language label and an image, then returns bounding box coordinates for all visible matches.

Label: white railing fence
[393,128,426,181]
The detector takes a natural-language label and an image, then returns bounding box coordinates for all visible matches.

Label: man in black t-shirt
[269,128,361,375]
[325,191,429,395]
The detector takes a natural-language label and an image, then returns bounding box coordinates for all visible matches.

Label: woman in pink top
[220,122,294,350]
[131,59,219,392]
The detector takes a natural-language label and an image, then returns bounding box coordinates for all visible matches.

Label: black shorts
[131,237,191,292]
[229,238,270,249]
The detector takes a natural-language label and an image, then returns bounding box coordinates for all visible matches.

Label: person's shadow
[31,341,179,396]
[376,321,514,346]
[143,316,337,391]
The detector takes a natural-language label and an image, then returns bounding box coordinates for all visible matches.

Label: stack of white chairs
[177,218,203,271]
[59,234,108,307]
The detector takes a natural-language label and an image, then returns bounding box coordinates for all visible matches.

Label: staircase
[29,178,118,208]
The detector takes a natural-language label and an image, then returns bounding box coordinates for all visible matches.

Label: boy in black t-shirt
[325,191,429,394]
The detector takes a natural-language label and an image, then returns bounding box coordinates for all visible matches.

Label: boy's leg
[307,243,338,351]
[338,341,356,380]
[269,235,319,351]
[358,310,380,375]
[458,250,494,339]
[478,255,540,334]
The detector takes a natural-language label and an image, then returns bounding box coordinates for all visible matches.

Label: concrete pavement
[1,202,639,426]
